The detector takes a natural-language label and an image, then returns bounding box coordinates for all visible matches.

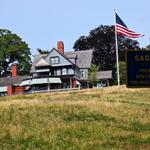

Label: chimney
[12,64,17,78]
[57,41,64,54]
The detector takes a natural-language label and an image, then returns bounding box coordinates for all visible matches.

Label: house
[23,41,112,91]
[22,41,93,92]
[0,41,113,96]
[0,64,28,96]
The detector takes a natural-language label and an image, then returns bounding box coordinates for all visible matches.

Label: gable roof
[45,48,76,66]
[35,58,49,67]
[31,49,93,73]
[31,54,47,72]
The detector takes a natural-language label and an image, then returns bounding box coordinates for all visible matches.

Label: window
[57,69,61,76]
[62,68,67,75]
[80,70,86,77]
[68,68,74,75]
[50,57,59,64]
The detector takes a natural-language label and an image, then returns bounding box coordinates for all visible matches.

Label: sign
[126,50,150,88]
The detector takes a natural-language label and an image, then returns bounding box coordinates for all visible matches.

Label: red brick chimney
[12,64,17,78]
[57,41,64,54]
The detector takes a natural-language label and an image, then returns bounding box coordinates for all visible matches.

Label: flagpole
[114,10,120,86]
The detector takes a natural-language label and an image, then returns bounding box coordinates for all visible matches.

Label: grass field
[0,86,150,150]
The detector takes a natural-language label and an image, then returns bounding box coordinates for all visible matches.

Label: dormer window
[50,56,59,64]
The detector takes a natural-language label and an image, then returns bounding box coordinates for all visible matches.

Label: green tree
[0,29,31,76]
[119,61,126,85]
[37,48,49,54]
[73,25,140,83]
[146,44,150,50]
[88,64,99,87]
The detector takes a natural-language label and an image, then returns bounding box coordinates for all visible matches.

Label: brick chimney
[57,41,64,54]
[12,64,17,78]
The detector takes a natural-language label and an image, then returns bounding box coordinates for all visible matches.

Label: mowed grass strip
[0,86,150,150]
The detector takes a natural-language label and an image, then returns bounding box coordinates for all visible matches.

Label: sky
[1,0,150,56]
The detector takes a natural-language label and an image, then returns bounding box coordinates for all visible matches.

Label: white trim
[0,86,7,92]
[31,77,62,85]
[20,80,31,86]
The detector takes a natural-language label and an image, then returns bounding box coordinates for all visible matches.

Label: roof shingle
[0,76,28,86]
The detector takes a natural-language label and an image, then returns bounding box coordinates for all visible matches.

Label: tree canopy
[0,29,31,76]
[146,44,150,50]
[37,48,49,54]
[73,25,140,82]
[118,61,126,85]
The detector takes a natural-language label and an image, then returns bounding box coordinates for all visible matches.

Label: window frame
[50,56,60,64]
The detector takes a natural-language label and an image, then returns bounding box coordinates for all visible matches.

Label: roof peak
[35,58,49,67]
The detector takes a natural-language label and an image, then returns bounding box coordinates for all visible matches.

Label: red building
[0,64,28,96]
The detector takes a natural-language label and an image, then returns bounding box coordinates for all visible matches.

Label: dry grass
[0,85,150,149]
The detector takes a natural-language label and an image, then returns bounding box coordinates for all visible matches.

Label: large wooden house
[0,41,112,96]
[22,41,93,91]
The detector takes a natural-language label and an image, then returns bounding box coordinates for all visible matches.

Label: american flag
[115,13,144,38]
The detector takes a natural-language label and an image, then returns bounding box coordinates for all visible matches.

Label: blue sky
[1,0,150,55]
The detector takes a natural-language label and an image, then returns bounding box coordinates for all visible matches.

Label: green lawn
[0,86,150,150]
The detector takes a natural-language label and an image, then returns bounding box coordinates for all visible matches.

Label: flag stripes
[115,13,144,38]
[116,24,144,38]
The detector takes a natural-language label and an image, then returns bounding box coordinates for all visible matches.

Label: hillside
[0,86,150,150]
